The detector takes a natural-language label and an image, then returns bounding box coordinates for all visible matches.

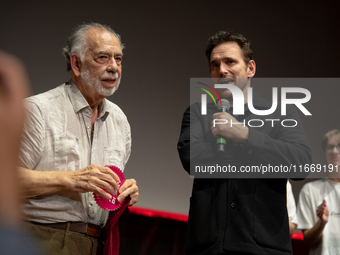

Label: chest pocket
[54,136,81,171]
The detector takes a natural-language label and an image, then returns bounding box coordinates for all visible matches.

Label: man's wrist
[318,218,327,227]
[60,171,74,191]
[237,127,249,144]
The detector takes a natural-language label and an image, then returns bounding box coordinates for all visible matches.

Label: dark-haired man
[177,31,311,255]
[18,23,139,255]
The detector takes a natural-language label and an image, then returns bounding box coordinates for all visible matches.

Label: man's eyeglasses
[325,144,340,152]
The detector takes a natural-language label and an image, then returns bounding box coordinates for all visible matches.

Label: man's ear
[70,53,82,77]
[247,60,256,78]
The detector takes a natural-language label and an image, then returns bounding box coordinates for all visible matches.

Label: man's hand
[118,179,139,206]
[66,164,120,200]
[19,164,121,200]
[211,112,249,143]
[316,199,329,225]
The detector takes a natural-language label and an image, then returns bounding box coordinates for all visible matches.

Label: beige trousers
[25,222,104,255]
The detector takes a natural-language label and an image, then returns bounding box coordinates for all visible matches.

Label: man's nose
[219,62,229,77]
[106,57,119,72]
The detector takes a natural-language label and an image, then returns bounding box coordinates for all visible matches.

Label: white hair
[62,22,124,71]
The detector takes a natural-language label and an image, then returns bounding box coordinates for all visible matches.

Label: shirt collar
[66,80,110,121]
[99,100,110,121]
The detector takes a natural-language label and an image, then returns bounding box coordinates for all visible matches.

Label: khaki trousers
[25,222,104,255]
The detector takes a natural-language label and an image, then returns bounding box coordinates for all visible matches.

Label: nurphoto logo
[197,82,311,128]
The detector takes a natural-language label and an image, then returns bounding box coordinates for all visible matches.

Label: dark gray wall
[1,0,339,214]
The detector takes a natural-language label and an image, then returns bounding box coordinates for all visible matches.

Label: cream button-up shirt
[19,81,131,227]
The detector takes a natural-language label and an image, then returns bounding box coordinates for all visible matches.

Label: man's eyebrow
[210,59,218,65]
[96,51,110,55]
[95,51,123,57]
[222,57,236,62]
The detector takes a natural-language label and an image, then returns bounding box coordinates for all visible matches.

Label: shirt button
[248,149,252,154]
[231,202,237,208]
[90,201,94,206]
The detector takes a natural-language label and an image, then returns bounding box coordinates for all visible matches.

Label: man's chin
[216,89,232,100]
[94,85,115,97]
[103,88,117,97]
[99,80,120,97]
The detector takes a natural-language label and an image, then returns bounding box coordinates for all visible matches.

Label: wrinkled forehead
[85,28,121,52]
[212,42,242,55]
[211,42,247,64]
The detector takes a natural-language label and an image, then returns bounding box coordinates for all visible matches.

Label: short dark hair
[206,30,254,64]
[322,129,340,151]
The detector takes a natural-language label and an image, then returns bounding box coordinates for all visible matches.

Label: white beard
[80,67,121,97]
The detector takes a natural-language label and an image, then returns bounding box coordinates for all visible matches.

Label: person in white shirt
[297,129,340,255]
[18,23,139,255]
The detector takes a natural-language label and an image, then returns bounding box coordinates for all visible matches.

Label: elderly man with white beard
[18,23,139,255]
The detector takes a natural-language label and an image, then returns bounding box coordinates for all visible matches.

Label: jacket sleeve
[177,103,312,178]
[241,104,312,170]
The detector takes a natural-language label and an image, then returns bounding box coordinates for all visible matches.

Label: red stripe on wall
[129,206,304,241]
[129,207,189,222]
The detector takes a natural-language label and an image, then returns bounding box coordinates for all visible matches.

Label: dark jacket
[177,93,312,255]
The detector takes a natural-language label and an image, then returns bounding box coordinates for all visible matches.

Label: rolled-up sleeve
[19,99,45,169]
